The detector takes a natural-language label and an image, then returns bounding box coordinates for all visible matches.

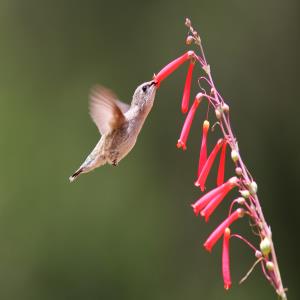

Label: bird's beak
[150,80,157,87]
[149,80,157,92]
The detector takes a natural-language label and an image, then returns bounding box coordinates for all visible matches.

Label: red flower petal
[222,228,231,290]
[154,51,194,84]
[177,93,202,150]
[195,139,224,191]
[197,120,210,177]
[217,141,227,186]
[181,61,195,114]
[191,177,238,216]
[200,177,238,222]
[203,208,244,252]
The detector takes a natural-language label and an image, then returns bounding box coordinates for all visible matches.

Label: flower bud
[228,176,239,186]
[231,150,239,162]
[260,237,271,256]
[185,18,191,27]
[196,92,203,102]
[186,36,194,45]
[237,197,245,205]
[235,167,242,176]
[240,190,250,198]
[222,103,229,113]
[255,250,262,258]
[249,181,258,195]
[237,208,245,218]
[266,261,274,271]
[187,50,195,58]
[215,107,222,120]
[202,64,211,75]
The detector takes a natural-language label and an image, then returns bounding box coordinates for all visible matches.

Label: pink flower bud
[186,36,194,45]
[235,167,242,176]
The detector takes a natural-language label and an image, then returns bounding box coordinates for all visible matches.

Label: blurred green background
[0,0,299,299]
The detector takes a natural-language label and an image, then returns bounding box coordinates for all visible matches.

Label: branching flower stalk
[153,19,287,299]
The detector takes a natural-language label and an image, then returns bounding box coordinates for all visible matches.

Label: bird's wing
[89,85,126,135]
[115,99,130,114]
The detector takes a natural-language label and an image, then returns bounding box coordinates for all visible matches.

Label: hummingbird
[69,80,157,182]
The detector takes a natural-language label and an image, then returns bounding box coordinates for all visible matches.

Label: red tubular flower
[217,141,227,186]
[200,177,238,222]
[197,120,210,177]
[177,93,202,150]
[222,227,231,290]
[154,51,194,84]
[195,139,224,191]
[204,208,244,252]
[181,61,195,114]
[191,176,238,216]
[200,193,226,222]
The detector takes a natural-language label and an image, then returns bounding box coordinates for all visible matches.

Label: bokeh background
[0,0,299,299]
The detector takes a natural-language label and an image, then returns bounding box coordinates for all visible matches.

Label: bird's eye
[142,85,148,93]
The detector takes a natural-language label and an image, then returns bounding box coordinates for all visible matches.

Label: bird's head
[131,80,157,110]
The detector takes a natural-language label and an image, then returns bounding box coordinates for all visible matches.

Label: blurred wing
[115,99,130,114]
[89,85,125,135]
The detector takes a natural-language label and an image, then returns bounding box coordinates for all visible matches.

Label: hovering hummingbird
[69,80,157,182]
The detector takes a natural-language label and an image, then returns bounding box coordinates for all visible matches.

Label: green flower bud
[266,261,274,271]
[260,237,271,256]
[231,150,239,162]
[240,190,250,198]
[249,181,258,195]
